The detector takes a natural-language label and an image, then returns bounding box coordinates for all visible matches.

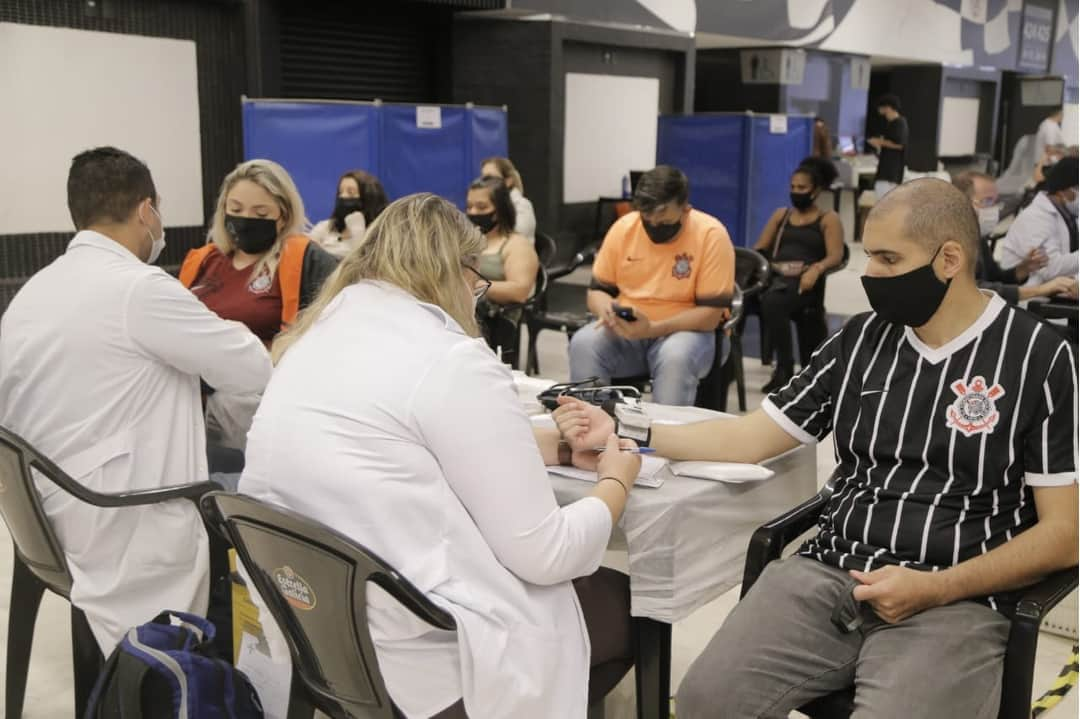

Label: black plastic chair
[201,491,457,719]
[0,425,221,719]
[721,249,771,410]
[740,480,1079,719]
[523,244,598,376]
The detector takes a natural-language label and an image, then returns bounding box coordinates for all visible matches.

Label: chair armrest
[547,245,596,282]
[740,483,834,598]
[1014,567,1078,624]
[35,464,222,508]
[998,567,1078,719]
[370,570,457,632]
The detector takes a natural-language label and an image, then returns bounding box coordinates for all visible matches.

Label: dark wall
[453,16,694,258]
[249,0,459,103]
[0,0,248,312]
[867,66,944,172]
[695,50,783,114]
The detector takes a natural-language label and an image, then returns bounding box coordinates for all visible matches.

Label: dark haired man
[568,165,735,406]
[869,94,908,200]
[558,178,1077,718]
[0,147,271,653]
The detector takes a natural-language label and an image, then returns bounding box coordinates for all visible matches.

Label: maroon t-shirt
[190,251,283,343]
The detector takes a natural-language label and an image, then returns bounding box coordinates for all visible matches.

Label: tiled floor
[1,196,1076,717]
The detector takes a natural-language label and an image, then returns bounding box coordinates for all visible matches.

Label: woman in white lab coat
[240,193,639,718]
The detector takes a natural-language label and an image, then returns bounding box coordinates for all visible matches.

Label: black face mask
[469,212,498,234]
[790,191,815,211]
[332,197,365,230]
[861,246,951,327]
[642,220,682,244]
[226,215,279,254]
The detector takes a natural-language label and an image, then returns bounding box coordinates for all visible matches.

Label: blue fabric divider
[241,100,509,222]
[657,114,813,247]
[242,102,379,226]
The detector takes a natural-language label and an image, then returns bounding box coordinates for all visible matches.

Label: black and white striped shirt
[764,294,1077,611]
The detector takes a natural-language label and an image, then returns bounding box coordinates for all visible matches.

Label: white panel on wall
[0,23,203,235]
[1063,104,1079,146]
[939,97,981,156]
[563,73,659,204]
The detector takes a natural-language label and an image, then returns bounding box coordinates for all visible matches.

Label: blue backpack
[84,611,264,719]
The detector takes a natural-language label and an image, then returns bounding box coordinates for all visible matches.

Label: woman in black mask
[465,175,539,365]
[180,159,337,345]
[310,169,389,260]
[753,156,845,392]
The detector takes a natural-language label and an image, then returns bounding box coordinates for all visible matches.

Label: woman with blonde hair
[481,155,536,241]
[180,159,337,343]
[241,193,639,718]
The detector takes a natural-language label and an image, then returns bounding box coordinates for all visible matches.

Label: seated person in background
[569,165,735,406]
[753,156,845,392]
[309,169,388,259]
[241,194,638,719]
[0,147,271,653]
[481,155,536,242]
[555,178,1078,719]
[466,175,539,363]
[812,116,833,160]
[952,171,1076,304]
[180,159,338,345]
[1002,156,1079,287]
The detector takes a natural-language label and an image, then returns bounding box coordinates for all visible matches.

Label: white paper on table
[547,454,669,488]
[669,461,774,484]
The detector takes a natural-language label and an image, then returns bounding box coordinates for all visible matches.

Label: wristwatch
[557,440,573,466]
[614,400,652,447]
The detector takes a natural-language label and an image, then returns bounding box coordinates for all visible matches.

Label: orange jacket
[179,234,310,329]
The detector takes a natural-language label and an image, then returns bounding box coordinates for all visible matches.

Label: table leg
[634,617,672,719]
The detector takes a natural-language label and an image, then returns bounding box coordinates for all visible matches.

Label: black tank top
[773,212,828,265]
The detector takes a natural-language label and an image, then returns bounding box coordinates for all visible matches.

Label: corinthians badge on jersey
[946,376,1005,437]
[672,253,693,280]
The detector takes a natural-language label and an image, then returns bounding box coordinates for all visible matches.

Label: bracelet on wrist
[557,440,573,467]
[597,476,628,496]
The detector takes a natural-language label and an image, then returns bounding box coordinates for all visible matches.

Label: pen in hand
[591,446,657,454]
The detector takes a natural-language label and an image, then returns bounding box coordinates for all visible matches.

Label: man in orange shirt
[569,166,736,406]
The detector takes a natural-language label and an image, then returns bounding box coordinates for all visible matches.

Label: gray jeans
[677,556,1010,719]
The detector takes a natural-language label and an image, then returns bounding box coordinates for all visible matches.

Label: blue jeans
[568,323,719,406]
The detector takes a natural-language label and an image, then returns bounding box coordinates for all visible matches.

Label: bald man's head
[866,178,980,275]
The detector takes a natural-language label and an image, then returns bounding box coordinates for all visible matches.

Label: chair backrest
[202,492,456,719]
[534,231,558,268]
[733,247,771,298]
[826,243,851,275]
[723,284,745,333]
[0,426,75,596]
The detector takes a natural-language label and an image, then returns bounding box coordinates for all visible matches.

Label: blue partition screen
[657,115,748,246]
[241,100,509,221]
[243,102,379,225]
[657,114,813,247]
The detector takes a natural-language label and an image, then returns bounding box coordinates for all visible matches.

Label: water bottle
[621,174,631,198]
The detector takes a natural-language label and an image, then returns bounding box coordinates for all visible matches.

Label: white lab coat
[1035,117,1066,157]
[239,280,612,718]
[0,231,272,653]
[1001,192,1079,285]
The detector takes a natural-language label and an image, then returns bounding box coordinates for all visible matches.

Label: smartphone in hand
[612,303,637,322]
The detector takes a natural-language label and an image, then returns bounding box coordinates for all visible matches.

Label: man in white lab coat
[0,147,272,653]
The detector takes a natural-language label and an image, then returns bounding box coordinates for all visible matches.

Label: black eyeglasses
[463,264,493,299]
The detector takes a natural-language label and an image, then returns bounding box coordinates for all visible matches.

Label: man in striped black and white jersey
[554,178,1078,718]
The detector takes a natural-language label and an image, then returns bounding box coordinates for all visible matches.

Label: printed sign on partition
[416,106,442,129]
[769,115,788,134]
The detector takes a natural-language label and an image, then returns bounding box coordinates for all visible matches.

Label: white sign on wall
[0,23,204,234]
[563,73,659,204]
[961,0,989,24]
[416,106,442,129]
[740,48,807,85]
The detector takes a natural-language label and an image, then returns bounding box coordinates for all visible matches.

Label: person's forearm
[651,408,801,464]
[533,425,562,465]
[587,289,614,316]
[651,306,725,336]
[938,519,1078,604]
[880,139,903,150]
[485,279,532,304]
